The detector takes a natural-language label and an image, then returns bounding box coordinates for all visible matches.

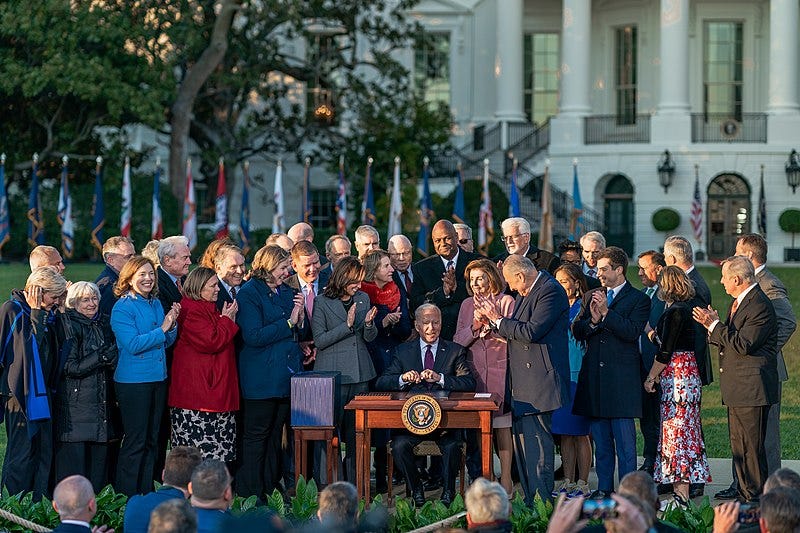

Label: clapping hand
[442,266,456,296]
[589,291,606,323]
[692,305,719,329]
[346,301,358,328]
[221,300,238,321]
[474,295,501,323]
[382,307,402,328]
[365,305,378,325]
[290,293,305,325]
[161,302,180,332]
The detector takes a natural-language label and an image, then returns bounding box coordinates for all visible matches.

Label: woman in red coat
[168,266,239,462]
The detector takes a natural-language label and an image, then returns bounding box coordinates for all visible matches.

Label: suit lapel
[433,341,449,375]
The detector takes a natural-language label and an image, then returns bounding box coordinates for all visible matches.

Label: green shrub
[652,208,681,232]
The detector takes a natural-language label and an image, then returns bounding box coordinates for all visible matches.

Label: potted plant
[779,209,800,261]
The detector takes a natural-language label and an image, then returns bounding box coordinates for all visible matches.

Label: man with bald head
[388,234,414,303]
[265,232,294,252]
[51,475,104,533]
[287,222,314,244]
[409,219,480,340]
[30,245,66,274]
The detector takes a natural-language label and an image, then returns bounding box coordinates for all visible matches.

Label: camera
[737,503,760,524]
[581,498,618,520]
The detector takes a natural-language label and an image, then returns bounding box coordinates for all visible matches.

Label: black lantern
[786,149,800,194]
[657,150,675,193]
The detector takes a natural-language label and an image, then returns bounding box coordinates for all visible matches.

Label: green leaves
[660,495,715,533]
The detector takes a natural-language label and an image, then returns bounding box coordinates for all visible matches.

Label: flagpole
[240,160,251,255]
[0,153,9,259]
[302,157,311,223]
[336,155,347,235]
[90,156,106,255]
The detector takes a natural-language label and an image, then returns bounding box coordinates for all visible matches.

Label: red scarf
[361,280,401,310]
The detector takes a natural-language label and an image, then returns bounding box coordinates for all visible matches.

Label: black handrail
[690,113,767,143]
[584,115,651,144]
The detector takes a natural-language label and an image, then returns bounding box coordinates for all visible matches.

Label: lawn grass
[0,262,798,467]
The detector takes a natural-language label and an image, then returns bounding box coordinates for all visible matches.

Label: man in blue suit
[123,446,202,533]
[189,460,233,533]
[573,246,651,497]
[636,250,666,475]
[476,254,570,503]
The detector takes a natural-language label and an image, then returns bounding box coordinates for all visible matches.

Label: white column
[657,0,690,113]
[768,0,800,114]
[494,0,526,124]
[559,0,591,116]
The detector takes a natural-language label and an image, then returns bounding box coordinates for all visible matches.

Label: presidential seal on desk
[401,394,442,435]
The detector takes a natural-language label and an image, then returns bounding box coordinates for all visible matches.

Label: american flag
[690,168,703,244]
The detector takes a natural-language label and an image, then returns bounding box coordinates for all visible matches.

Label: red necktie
[175,277,183,294]
[730,299,739,318]
[403,271,412,294]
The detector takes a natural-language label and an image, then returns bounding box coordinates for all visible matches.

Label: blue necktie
[607,290,614,307]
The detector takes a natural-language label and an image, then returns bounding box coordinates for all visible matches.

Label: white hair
[66,281,100,309]
[465,478,509,523]
[157,236,190,263]
[580,231,606,249]
[663,235,694,266]
[354,225,379,243]
[453,223,473,239]
[501,217,530,235]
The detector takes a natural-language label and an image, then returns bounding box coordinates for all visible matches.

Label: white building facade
[408,0,800,263]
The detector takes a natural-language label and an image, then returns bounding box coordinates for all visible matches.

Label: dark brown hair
[181,266,218,301]
[323,256,365,299]
[162,446,203,489]
[554,262,589,299]
[114,256,158,297]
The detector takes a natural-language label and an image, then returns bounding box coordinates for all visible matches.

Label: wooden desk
[345,392,499,503]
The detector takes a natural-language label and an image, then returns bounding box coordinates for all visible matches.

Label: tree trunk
[168,0,240,202]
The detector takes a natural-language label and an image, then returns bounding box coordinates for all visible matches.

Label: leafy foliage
[660,496,715,533]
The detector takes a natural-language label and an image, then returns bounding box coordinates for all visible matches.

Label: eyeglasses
[458,239,471,245]
[500,233,529,243]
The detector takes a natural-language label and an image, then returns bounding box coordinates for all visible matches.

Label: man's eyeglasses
[458,239,471,245]
[500,233,529,243]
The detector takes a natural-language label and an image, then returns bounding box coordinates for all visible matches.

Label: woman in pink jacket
[454,258,515,495]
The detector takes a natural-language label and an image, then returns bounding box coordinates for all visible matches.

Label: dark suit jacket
[215,279,237,312]
[409,250,481,340]
[757,268,797,382]
[640,286,667,371]
[52,524,91,533]
[584,273,601,290]
[95,265,120,316]
[375,338,475,393]
[688,267,714,385]
[497,272,570,416]
[710,285,779,408]
[157,266,184,315]
[392,270,412,305]
[572,282,651,418]
[495,246,560,275]
[284,269,331,294]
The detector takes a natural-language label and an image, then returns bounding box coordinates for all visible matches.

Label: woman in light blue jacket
[111,255,179,495]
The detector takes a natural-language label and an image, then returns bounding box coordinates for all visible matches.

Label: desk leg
[354,409,367,501]
[294,431,302,489]
[363,428,372,504]
[480,412,493,480]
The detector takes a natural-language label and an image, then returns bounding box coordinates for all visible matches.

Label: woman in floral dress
[644,265,711,505]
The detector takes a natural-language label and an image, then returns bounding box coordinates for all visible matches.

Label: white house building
[406,0,800,263]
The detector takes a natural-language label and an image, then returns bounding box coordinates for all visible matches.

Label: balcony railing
[584,115,651,144]
[691,113,767,143]
[508,120,550,163]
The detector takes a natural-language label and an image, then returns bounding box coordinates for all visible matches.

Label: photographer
[546,493,650,533]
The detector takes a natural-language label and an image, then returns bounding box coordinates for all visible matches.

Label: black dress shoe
[657,483,674,496]
[412,487,426,507]
[423,477,442,491]
[689,483,704,498]
[638,460,655,476]
[441,489,454,507]
[715,486,738,500]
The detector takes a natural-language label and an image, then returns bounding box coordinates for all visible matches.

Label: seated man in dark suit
[376,303,476,507]
[51,475,110,533]
[124,446,203,533]
[188,460,233,533]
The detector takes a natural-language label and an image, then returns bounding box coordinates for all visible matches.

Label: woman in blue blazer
[111,256,180,496]
[235,244,305,499]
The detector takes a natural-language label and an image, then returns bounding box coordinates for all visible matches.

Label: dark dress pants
[115,381,167,496]
[729,405,769,501]
[237,398,289,499]
[391,429,463,492]
[640,383,661,465]
[337,381,369,483]
[55,441,111,491]
[1,396,53,501]
[513,412,555,504]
